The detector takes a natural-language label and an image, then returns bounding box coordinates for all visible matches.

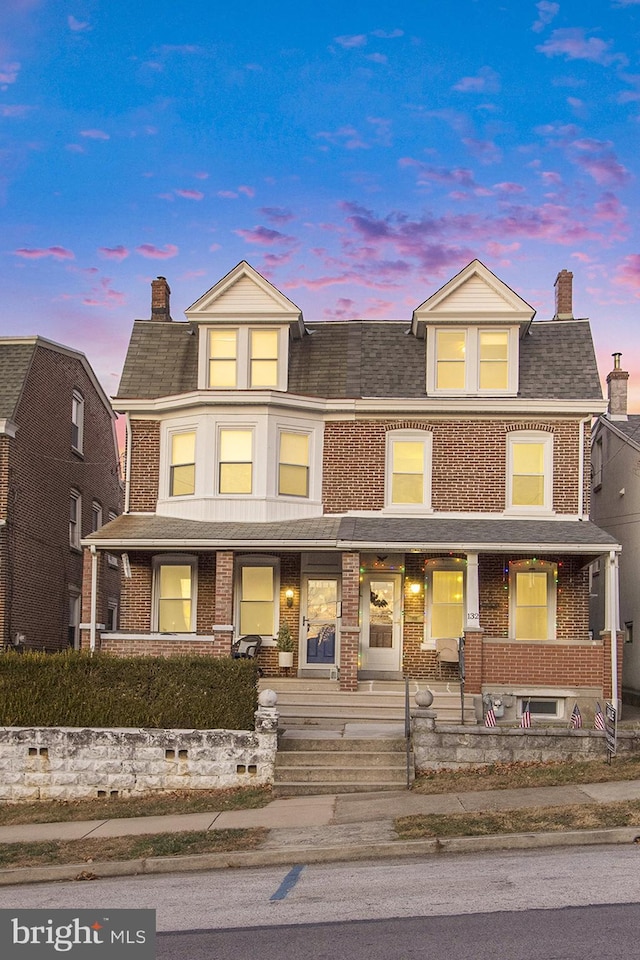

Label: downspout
[607,549,620,713]
[577,415,590,519]
[90,545,98,653]
[124,412,132,513]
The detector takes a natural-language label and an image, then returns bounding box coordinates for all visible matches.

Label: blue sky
[2,0,640,406]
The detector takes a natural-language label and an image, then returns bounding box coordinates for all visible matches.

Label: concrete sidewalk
[1,778,640,885]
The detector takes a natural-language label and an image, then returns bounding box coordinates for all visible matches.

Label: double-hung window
[209,330,238,388]
[219,429,253,494]
[479,331,509,389]
[91,501,103,532]
[436,330,466,390]
[430,327,516,394]
[155,558,196,633]
[278,432,309,497]
[385,431,432,509]
[69,490,81,548]
[71,390,84,453]
[507,432,553,512]
[206,327,283,390]
[510,561,556,640]
[430,569,465,639]
[250,329,279,388]
[238,559,278,637]
[170,432,196,497]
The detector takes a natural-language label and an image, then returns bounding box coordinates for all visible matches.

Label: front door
[360,574,401,673]
[303,578,339,667]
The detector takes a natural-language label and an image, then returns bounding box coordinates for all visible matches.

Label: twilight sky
[2,0,640,408]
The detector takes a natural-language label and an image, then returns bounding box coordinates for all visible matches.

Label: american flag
[594,702,606,731]
[485,706,496,727]
[569,702,583,729]
[520,700,531,728]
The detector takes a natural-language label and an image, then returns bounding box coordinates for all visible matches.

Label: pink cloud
[400,158,477,188]
[593,192,629,240]
[532,1,559,33]
[238,185,255,197]
[0,104,32,117]
[493,182,526,194]
[462,137,502,164]
[366,53,388,64]
[613,255,640,296]
[0,62,20,87]
[193,171,209,179]
[323,298,357,319]
[259,206,294,224]
[217,190,238,199]
[316,127,368,149]
[175,188,204,200]
[80,129,110,140]
[540,171,562,185]
[135,243,179,259]
[487,241,521,257]
[536,28,627,67]
[371,29,403,39]
[453,67,500,94]
[334,34,367,48]
[234,226,296,246]
[13,246,74,261]
[570,139,630,185]
[82,277,126,308]
[68,15,90,31]
[98,245,129,261]
[65,143,86,153]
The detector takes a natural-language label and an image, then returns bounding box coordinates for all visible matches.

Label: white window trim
[152,554,198,634]
[160,420,200,500]
[69,490,82,549]
[91,500,103,532]
[71,390,84,454]
[106,598,119,632]
[384,430,433,512]
[506,431,554,515]
[509,560,557,641]
[106,511,119,567]
[198,325,289,392]
[235,555,280,642]
[68,588,81,650]
[427,326,519,396]
[423,561,466,647]
[216,423,255,497]
[277,427,311,499]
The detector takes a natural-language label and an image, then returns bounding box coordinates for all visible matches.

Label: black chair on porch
[231,635,263,676]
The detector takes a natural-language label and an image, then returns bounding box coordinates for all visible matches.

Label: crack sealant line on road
[79,820,110,840]
[270,864,305,901]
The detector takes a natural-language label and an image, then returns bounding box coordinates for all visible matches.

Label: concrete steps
[259,678,475,727]
[274,733,412,797]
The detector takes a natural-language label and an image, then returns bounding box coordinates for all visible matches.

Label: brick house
[83,260,622,721]
[0,337,121,652]
[590,354,639,710]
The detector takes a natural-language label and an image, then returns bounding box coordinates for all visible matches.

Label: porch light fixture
[285,588,294,608]
[409,581,422,595]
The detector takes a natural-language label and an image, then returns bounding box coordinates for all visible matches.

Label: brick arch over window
[504,422,555,434]
[384,421,433,433]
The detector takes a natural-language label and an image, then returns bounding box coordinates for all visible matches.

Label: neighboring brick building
[0,337,121,652]
[84,261,622,721]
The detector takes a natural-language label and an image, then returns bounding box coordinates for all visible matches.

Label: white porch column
[605,549,620,712]
[465,552,481,630]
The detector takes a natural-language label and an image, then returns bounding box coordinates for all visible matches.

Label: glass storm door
[361,574,401,672]
[304,578,338,666]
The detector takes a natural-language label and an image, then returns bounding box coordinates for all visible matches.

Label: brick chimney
[607,352,629,420]
[553,269,573,320]
[150,276,171,321]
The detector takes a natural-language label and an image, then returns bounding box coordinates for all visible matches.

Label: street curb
[0,826,638,886]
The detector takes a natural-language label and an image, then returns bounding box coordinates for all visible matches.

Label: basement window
[519,697,561,720]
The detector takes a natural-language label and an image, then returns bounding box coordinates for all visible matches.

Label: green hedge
[0,652,258,730]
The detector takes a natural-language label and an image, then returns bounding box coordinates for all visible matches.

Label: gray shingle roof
[0,343,35,419]
[600,414,640,449]
[116,318,602,403]
[87,513,617,551]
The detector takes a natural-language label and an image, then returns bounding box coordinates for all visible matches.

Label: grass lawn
[0,828,267,870]
[412,755,640,795]
[0,786,272,827]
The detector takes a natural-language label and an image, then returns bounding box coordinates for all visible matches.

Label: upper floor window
[385,431,432,510]
[507,432,553,513]
[69,490,82,548]
[170,431,196,497]
[218,429,253,494]
[106,511,119,568]
[429,326,517,395]
[592,436,603,490]
[71,390,84,453]
[509,560,556,640]
[154,556,197,633]
[91,501,103,532]
[278,431,309,497]
[204,326,285,390]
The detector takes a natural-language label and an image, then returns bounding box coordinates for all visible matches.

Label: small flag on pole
[485,705,496,727]
[594,702,605,731]
[569,702,582,729]
[520,700,531,728]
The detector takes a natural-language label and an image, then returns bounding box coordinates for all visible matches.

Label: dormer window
[250,329,279,388]
[479,331,508,390]
[209,329,237,387]
[429,326,517,395]
[436,331,466,390]
[202,325,287,390]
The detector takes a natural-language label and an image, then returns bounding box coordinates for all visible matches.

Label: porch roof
[85,513,619,555]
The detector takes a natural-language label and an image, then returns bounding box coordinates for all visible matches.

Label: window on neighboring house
[250,329,279,388]
[278,432,309,497]
[219,429,253,494]
[68,591,80,648]
[510,561,556,640]
[436,330,466,390]
[238,559,278,637]
[170,431,196,497]
[592,436,603,489]
[71,390,84,453]
[209,329,238,388]
[429,568,465,639]
[386,432,432,508]
[69,491,81,548]
[507,433,553,512]
[106,511,119,567]
[155,558,196,633]
[106,599,118,632]
[91,501,103,532]
[479,331,509,390]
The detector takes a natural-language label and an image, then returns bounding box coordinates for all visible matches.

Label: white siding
[436,275,513,312]
[205,275,287,315]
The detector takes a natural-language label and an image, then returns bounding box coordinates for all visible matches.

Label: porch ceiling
[83,513,620,555]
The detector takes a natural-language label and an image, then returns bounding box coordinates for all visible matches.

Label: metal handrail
[404,676,411,789]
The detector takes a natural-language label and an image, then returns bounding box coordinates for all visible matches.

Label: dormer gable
[412,260,536,398]
[186,262,305,392]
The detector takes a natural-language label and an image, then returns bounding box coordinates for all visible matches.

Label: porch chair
[231,635,263,675]
[435,637,460,678]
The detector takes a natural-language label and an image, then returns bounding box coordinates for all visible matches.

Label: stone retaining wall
[0,707,278,803]
[412,713,640,772]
